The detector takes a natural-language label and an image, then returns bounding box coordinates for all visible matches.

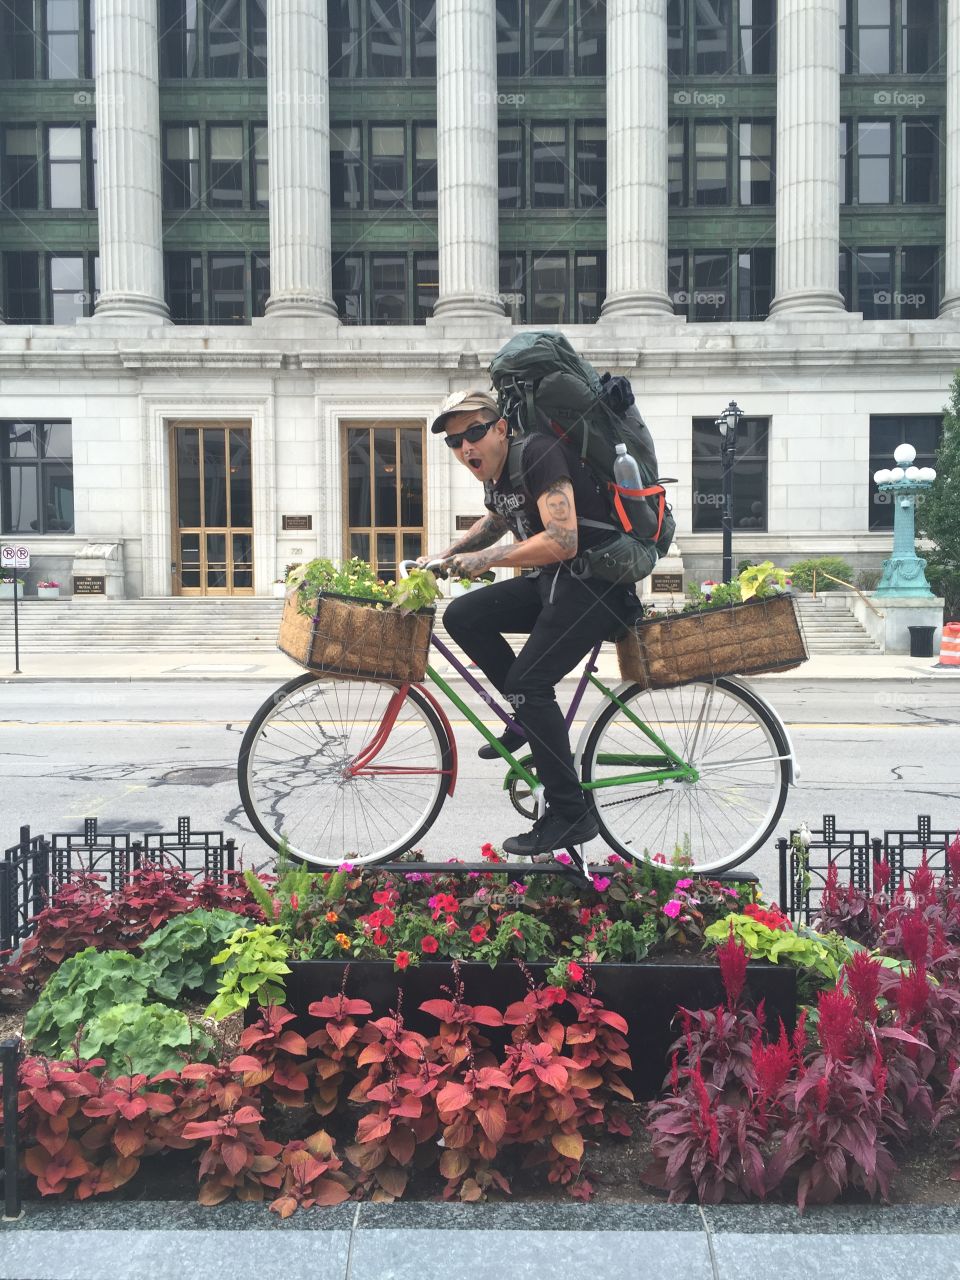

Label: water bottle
[612,442,657,538]
[613,442,644,492]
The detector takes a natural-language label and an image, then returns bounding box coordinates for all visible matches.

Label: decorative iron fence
[777,813,959,925]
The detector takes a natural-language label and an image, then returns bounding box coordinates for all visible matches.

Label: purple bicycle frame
[428,634,603,738]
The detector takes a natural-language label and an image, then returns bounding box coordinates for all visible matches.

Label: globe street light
[873,442,938,597]
[715,400,743,583]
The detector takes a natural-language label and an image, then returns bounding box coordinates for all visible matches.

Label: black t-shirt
[483,433,612,551]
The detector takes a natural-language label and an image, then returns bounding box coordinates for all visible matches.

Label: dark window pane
[692,417,768,531]
[333,253,364,324]
[40,422,73,458]
[248,0,267,75]
[695,121,728,206]
[1,463,40,533]
[575,122,605,207]
[496,0,522,75]
[857,249,893,317]
[370,125,406,209]
[575,251,605,322]
[499,124,523,207]
[0,0,37,79]
[839,119,851,205]
[376,532,396,576]
[413,124,437,208]
[206,531,227,587]
[414,253,438,323]
[328,0,361,77]
[499,252,525,320]
[532,123,567,207]
[42,461,74,530]
[668,120,685,206]
[166,252,204,323]
[203,429,227,526]
[902,119,938,204]
[331,125,363,210]
[368,0,404,76]
[371,254,406,323]
[669,250,687,315]
[176,427,202,526]
[696,0,730,74]
[667,0,684,76]
[737,247,774,320]
[839,247,852,310]
[531,253,566,323]
[3,251,42,323]
[400,429,423,525]
[900,245,938,317]
[229,428,252,526]
[179,532,201,586]
[530,0,567,75]
[50,254,84,324]
[252,252,269,317]
[575,0,605,74]
[207,0,242,76]
[402,532,423,562]
[347,429,371,525]
[1,422,39,460]
[209,253,245,324]
[692,251,730,319]
[739,0,774,73]
[739,120,773,205]
[3,127,39,208]
[411,0,436,76]
[163,125,200,207]
[252,124,268,206]
[208,125,244,207]
[869,414,941,529]
[902,0,938,73]
[159,0,199,78]
[373,428,397,525]
[857,120,891,203]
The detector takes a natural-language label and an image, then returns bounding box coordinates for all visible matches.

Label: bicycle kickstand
[564,842,594,884]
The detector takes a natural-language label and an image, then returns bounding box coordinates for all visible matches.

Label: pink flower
[675,878,693,889]
[554,852,572,865]
[592,875,611,892]
[567,961,584,982]
[337,861,355,873]
[662,899,683,918]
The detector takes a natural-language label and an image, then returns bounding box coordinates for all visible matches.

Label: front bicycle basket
[278,589,435,682]
[616,593,808,689]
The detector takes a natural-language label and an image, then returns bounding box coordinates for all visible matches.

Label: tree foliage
[918,372,960,620]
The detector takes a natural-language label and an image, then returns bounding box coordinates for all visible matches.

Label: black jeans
[443,570,639,822]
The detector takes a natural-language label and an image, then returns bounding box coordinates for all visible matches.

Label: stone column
[264,0,337,319]
[92,0,168,320]
[432,0,504,320]
[600,0,673,318]
[940,0,960,314]
[768,0,845,315]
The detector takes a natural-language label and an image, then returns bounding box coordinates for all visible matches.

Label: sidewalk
[2,1201,959,1280]
[1,648,956,683]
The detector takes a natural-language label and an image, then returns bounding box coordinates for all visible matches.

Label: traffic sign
[0,544,30,570]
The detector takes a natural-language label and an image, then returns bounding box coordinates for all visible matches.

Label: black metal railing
[1,1037,21,1220]
[778,813,959,924]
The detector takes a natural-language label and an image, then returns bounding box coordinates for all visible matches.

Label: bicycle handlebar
[398,559,496,584]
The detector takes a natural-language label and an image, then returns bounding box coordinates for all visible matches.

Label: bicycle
[238,562,798,875]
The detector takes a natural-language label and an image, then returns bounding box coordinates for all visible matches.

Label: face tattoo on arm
[539,480,578,558]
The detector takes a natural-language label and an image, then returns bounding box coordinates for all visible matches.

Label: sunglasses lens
[444,420,495,449]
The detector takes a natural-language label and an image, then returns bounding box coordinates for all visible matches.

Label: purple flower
[467,871,480,880]
[554,852,572,865]
[509,881,526,895]
[662,899,683,919]
[592,876,611,892]
[337,861,355,873]
[675,878,693,890]
[404,872,424,883]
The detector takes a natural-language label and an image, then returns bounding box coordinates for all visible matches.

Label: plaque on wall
[282,515,313,531]
[455,515,484,530]
[73,575,106,595]
[651,573,684,594]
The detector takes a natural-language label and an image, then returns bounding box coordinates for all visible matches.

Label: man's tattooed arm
[446,481,578,577]
[537,479,578,559]
[439,511,509,557]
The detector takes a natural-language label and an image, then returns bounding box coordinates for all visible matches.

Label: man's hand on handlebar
[445,552,498,581]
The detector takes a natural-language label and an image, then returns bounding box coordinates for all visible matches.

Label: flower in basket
[37,580,60,589]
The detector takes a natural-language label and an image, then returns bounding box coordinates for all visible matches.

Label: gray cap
[430,388,501,434]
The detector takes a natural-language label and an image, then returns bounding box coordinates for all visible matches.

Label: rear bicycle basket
[616,593,808,689]
[278,589,435,682]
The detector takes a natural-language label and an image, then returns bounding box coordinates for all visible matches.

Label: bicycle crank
[505,757,539,819]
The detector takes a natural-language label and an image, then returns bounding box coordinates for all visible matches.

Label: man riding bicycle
[422,389,643,857]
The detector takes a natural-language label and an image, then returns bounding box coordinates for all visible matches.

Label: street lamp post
[715,400,743,583]
[872,442,938,597]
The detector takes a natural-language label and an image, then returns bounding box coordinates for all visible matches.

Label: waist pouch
[575,533,659,585]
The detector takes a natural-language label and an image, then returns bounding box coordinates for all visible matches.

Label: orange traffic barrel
[937,622,960,668]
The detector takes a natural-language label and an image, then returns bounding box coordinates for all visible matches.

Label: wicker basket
[278,590,435,683]
[616,593,808,689]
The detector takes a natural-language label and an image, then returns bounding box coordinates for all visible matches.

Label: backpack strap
[508,434,617,533]
[610,481,667,541]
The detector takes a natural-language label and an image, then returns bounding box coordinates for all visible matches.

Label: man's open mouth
[467,458,482,470]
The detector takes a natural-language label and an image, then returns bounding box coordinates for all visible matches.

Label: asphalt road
[1,678,958,899]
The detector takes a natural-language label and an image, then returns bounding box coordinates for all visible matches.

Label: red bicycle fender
[415,683,459,797]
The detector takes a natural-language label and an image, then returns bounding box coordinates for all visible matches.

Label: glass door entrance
[171,422,253,595]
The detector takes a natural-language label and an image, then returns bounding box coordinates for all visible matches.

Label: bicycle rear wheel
[238,673,452,867]
[580,677,790,874]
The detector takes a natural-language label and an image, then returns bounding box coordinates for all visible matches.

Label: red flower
[470,924,488,943]
[373,889,394,906]
[578,908,591,926]
[480,842,502,863]
[421,935,439,954]
[716,930,748,1009]
[817,988,859,1061]
[372,928,387,946]
[567,961,584,982]
[395,951,410,970]
[289,893,299,911]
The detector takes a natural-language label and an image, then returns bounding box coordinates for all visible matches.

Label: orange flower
[335,933,351,949]
[325,911,339,924]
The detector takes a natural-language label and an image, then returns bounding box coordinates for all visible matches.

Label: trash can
[908,625,936,658]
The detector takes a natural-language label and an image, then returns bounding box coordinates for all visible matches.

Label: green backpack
[489,331,676,583]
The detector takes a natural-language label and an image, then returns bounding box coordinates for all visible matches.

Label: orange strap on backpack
[610,482,666,541]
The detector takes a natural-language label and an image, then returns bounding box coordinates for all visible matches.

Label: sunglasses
[443,419,499,450]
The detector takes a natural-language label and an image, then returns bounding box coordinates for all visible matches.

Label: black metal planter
[283,958,797,1101]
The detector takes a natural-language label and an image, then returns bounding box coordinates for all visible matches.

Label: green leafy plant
[206,925,292,1020]
[23,948,152,1058]
[704,913,852,990]
[599,917,658,962]
[138,908,246,1001]
[738,560,790,601]
[917,370,960,621]
[286,557,441,616]
[787,556,853,593]
[78,1001,214,1076]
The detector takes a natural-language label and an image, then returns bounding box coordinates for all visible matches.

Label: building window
[329,0,361,77]
[902,118,938,203]
[900,245,938,316]
[331,126,363,210]
[45,0,83,78]
[695,122,729,206]
[739,119,774,205]
[411,0,437,76]
[252,124,268,207]
[667,0,684,76]
[497,248,605,323]
[839,120,852,205]
[668,121,686,206]
[532,123,568,208]
[207,0,244,77]
[868,415,941,529]
[739,0,774,72]
[499,124,524,208]
[692,250,730,318]
[413,124,437,209]
[209,253,245,323]
[367,0,404,76]
[47,125,83,208]
[163,125,201,208]
[252,251,269,316]
[668,250,687,314]
[531,253,567,322]
[669,247,774,320]
[371,254,407,322]
[2,128,39,209]
[50,254,84,324]
[414,252,438,323]
[575,251,606,322]
[248,0,267,76]
[696,0,731,74]
[333,253,364,324]
[530,0,568,75]
[1,422,74,535]
[575,122,606,207]
[856,0,892,73]
[2,252,42,323]
[495,0,605,77]
[841,244,940,317]
[370,125,406,209]
[575,0,605,73]
[496,0,523,76]
[165,252,204,322]
[158,0,265,78]
[0,0,37,78]
[499,252,525,319]
[343,423,425,576]
[857,248,894,317]
[207,124,244,208]
[692,416,769,533]
[857,120,892,204]
[902,0,938,73]
[737,247,774,319]
[158,0,200,78]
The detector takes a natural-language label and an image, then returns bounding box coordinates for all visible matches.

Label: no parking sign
[0,544,30,572]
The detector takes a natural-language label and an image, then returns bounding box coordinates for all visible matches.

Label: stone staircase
[794,594,882,654]
[0,598,286,651]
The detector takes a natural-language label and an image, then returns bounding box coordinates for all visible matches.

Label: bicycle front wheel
[238,673,452,867]
[580,678,790,874]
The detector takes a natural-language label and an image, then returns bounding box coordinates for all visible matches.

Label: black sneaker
[477,727,526,760]
[502,810,600,857]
